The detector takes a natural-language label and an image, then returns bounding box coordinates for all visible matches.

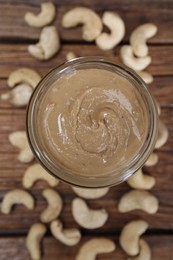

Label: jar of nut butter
[26,57,158,188]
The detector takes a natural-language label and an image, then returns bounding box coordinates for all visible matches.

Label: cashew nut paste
[38,68,147,175]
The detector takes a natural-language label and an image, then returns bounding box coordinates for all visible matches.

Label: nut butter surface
[38,68,147,175]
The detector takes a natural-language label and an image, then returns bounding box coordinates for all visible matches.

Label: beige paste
[38,68,147,175]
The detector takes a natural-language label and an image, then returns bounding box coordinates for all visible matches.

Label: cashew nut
[96,12,125,50]
[40,189,63,223]
[0,83,33,107]
[7,68,41,88]
[2,68,41,107]
[62,7,103,41]
[145,153,158,167]
[25,2,56,28]
[118,190,159,214]
[120,220,149,256]
[23,163,59,189]
[9,131,34,163]
[137,71,153,84]
[128,239,151,260]
[26,223,46,260]
[71,186,109,199]
[1,189,34,214]
[130,23,158,58]
[50,219,81,246]
[156,100,161,116]
[28,26,60,60]
[120,45,151,71]
[72,198,108,229]
[76,238,116,260]
[127,168,155,190]
[66,51,77,61]
[155,120,169,149]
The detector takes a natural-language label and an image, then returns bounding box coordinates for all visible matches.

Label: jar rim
[26,56,158,188]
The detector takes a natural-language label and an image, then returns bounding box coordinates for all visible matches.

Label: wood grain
[1,76,173,109]
[0,149,173,190]
[0,183,173,231]
[1,2,173,43]
[0,235,172,260]
[0,44,173,78]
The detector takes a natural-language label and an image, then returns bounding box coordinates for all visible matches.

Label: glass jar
[26,57,158,188]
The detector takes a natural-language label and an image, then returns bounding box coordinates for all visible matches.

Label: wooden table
[0,0,173,259]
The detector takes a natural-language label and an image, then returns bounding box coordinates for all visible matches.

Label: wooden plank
[0,107,172,183]
[0,149,173,191]
[0,2,173,43]
[0,44,173,78]
[0,149,172,186]
[0,107,172,153]
[0,235,172,260]
[1,76,173,109]
[0,149,173,192]
[0,178,173,231]
[5,108,173,151]
[150,77,173,107]
[1,0,173,9]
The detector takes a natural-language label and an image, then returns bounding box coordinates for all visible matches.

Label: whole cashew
[71,186,109,199]
[0,83,33,107]
[7,68,41,88]
[120,45,151,71]
[128,239,152,260]
[137,71,153,84]
[155,120,169,149]
[76,238,116,260]
[96,12,125,50]
[9,131,34,163]
[40,189,63,223]
[118,190,159,214]
[1,189,34,214]
[26,223,46,260]
[72,198,108,229]
[156,100,161,116]
[50,219,81,246]
[22,163,59,189]
[66,51,77,61]
[28,26,60,60]
[145,153,158,167]
[130,23,158,57]
[25,2,56,28]
[62,7,103,41]
[120,220,149,256]
[127,169,155,190]
[3,68,41,107]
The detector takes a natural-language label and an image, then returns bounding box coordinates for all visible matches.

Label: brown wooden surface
[0,235,173,260]
[1,1,173,43]
[0,0,173,259]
